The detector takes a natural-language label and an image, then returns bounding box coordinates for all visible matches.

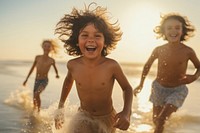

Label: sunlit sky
[1,0,200,63]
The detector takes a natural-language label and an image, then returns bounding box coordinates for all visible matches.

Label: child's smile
[164,19,183,43]
[85,44,97,52]
[78,23,105,59]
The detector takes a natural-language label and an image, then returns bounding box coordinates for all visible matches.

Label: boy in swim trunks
[23,39,60,112]
[133,13,200,133]
[54,2,133,133]
[67,108,117,133]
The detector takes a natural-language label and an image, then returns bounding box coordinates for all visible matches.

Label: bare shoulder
[182,43,195,51]
[49,57,55,62]
[182,44,198,59]
[104,58,125,77]
[104,58,121,69]
[35,55,42,59]
[67,57,81,64]
[35,55,42,61]
[156,43,168,50]
[67,57,82,69]
[148,44,166,57]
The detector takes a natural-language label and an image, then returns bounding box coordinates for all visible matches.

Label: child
[54,3,133,133]
[133,13,200,133]
[23,39,60,112]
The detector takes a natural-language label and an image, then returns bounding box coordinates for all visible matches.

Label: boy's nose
[88,36,95,42]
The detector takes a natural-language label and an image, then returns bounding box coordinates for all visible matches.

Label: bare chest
[158,48,189,67]
[72,67,114,91]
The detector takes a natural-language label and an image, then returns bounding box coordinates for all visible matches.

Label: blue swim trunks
[34,78,48,93]
[149,80,188,108]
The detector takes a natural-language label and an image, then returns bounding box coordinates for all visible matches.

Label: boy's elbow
[129,87,133,94]
[124,86,133,95]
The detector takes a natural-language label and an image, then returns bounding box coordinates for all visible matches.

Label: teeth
[85,44,96,51]
[170,34,177,37]
[86,47,96,51]
[86,46,96,48]
[86,44,96,48]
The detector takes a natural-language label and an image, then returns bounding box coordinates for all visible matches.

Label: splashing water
[3,83,200,133]
[4,86,33,111]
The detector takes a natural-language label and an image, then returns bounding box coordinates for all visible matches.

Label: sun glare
[137,79,152,113]
[119,2,163,62]
[131,2,160,45]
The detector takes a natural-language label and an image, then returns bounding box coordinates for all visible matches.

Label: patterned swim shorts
[33,78,48,93]
[149,80,188,108]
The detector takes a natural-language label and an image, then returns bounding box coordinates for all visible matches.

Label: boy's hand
[56,75,60,78]
[179,74,196,84]
[114,111,130,130]
[54,109,64,129]
[133,85,142,96]
[23,80,27,86]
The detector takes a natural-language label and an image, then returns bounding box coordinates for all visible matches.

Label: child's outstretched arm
[55,63,74,129]
[52,60,60,78]
[133,48,158,96]
[23,56,37,86]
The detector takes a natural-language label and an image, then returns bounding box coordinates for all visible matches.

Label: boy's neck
[168,41,181,46]
[42,53,49,57]
[81,56,106,67]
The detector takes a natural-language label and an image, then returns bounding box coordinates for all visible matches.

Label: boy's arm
[113,61,133,130]
[55,64,74,129]
[133,48,158,95]
[181,49,200,83]
[23,56,37,86]
[58,70,74,109]
[190,51,200,79]
[52,60,59,78]
[194,66,200,79]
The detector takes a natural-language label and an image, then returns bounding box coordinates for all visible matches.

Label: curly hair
[154,13,195,42]
[55,2,122,56]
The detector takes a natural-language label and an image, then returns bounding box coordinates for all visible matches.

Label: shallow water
[1,60,200,133]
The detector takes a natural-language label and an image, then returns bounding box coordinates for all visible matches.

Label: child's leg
[33,86,45,112]
[33,92,40,112]
[154,104,177,133]
[152,105,162,125]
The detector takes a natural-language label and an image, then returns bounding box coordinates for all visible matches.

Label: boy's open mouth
[170,34,178,37]
[86,46,96,52]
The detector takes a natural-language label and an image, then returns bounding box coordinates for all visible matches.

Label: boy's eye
[81,34,88,37]
[96,33,104,37]
[95,34,102,38]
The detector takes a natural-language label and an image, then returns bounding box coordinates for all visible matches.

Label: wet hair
[55,2,122,56]
[154,13,195,41]
[41,39,60,56]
